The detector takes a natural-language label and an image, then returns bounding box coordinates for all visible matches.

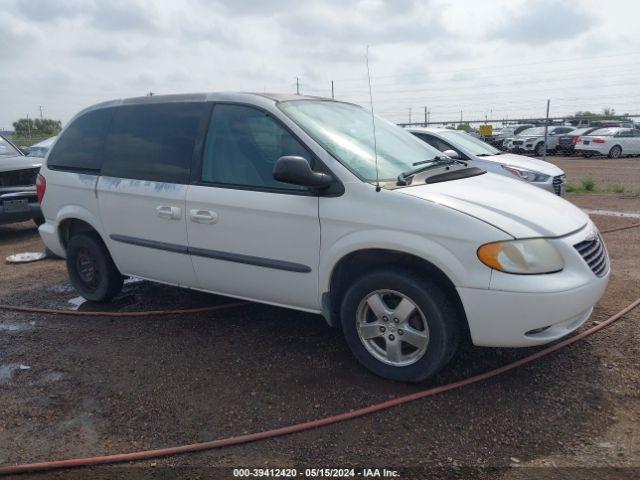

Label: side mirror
[443,149,460,159]
[273,156,332,189]
[19,147,30,155]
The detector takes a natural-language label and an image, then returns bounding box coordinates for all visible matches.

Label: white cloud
[0,0,638,129]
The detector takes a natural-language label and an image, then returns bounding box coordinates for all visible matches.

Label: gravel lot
[0,158,638,479]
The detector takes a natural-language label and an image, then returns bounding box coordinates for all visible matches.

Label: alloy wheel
[355,289,430,367]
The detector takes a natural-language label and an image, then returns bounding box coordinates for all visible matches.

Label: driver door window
[201,104,312,191]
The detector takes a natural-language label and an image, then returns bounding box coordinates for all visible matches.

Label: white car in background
[490,124,534,150]
[408,128,566,196]
[506,126,576,156]
[575,127,640,158]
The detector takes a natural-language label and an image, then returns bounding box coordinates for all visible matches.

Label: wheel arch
[322,248,470,340]
[609,144,623,157]
[56,206,105,252]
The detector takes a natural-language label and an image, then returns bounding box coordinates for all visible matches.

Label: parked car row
[490,123,640,158]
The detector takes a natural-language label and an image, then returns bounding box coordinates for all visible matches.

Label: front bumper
[0,190,41,224]
[457,224,609,347]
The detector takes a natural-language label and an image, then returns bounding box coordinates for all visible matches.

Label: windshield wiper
[397,156,457,186]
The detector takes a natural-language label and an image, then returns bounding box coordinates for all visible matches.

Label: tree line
[12,118,62,137]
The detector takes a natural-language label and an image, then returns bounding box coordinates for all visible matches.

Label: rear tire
[608,145,622,159]
[340,268,460,382]
[66,232,123,302]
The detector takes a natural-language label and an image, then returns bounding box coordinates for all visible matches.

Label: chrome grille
[0,168,39,188]
[552,174,565,195]
[574,234,608,277]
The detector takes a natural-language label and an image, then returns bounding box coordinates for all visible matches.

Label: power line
[315,50,640,84]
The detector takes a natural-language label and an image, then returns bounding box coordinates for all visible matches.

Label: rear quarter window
[47,108,113,173]
[101,102,208,184]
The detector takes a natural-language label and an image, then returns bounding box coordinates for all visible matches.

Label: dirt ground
[0,160,639,479]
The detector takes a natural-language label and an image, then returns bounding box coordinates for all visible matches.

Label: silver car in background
[408,127,566,195]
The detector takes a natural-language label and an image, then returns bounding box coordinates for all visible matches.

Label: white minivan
[38,93,609,382]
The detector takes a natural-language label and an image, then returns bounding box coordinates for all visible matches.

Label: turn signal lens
[477,239,564,274]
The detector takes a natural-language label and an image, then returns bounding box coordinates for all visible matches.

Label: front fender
[319,229,487,295]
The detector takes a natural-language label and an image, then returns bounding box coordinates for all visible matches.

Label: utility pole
[427,108,430,124]
[543,99,550,162]
[408,108,412,124]
[331,80,334,99]
[296,77,300,95]
[39,106,44,121]
[424,106,427,125]
[26,114,31,138]
[460,110,463,123]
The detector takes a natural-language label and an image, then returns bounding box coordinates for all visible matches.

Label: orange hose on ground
[0,301,247,317]
[1,296,638,475]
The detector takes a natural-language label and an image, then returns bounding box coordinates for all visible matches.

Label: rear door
[185,103,321,311]
[97,102,209,286]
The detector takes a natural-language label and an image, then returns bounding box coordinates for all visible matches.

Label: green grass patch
[566,179,639,195]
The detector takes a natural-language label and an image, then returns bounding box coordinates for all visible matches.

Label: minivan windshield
[279,100,447,182]
[437,130,500,156]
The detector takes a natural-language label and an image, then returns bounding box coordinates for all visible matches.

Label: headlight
[477,239,564,274]
[501,165,550,182]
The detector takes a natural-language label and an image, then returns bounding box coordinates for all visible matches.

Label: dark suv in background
[0,134,44,226]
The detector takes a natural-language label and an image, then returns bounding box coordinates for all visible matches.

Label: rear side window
[47,108,113,173]
[102,103,207,184]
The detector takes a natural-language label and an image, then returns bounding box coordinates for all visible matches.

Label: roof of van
[90,92,329,108]
[75,92,336,119]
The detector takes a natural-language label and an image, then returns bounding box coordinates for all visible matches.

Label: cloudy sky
[1,0,639,130]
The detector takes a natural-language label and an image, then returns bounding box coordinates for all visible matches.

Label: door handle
[156,205,181,220]
[189,209,218,224]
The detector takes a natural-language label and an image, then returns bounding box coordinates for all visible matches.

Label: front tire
[608,145,622,158]
[340,268,461,382]
[534,142,546,156]
[66,232,123,302]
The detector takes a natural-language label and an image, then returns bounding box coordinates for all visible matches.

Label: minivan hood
[0,155,42,172]
[397,172,587,238]
[491,153,561,175]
